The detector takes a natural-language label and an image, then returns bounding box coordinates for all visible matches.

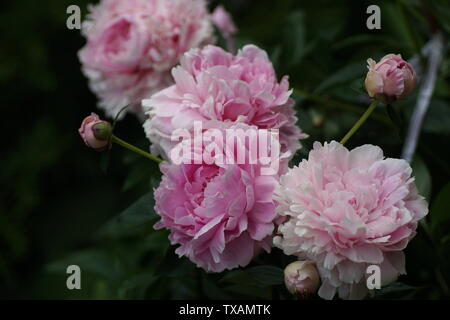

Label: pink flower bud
[211,5,237,37]
[364,54,417,103]
[284,261,320,298]
[79,113,112,151]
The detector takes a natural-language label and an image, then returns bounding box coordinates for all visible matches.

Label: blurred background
[1,0,449,299]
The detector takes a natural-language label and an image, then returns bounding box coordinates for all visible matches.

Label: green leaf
[245,266,284,286]
[122,163,151,192]
[201,274,232,300]
[154,249,195,278]
[386,104,405,139]
[283,11,313,67]
[314,61,366,94]
[430,0,450,34]
[333,34,398,51]
[430,183,450,231]
[113,192,156,224]
[372,282,416,299]
[118,273,158,299]
[98,192,157,237]
[411,156,432,200]
[221,265,284,287]
[225,283,272,299]
[46,249,122,281]
[423,100,450,135]
[100,151,111,174]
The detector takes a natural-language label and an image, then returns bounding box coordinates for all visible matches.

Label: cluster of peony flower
[78,3,428,299]
[146,44,306,272]
[79,0,215,119]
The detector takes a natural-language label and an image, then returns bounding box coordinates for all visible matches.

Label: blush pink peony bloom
[79,113,112,151]
[364,54,417,103]
[143,44,306,160]
[273,141,428,300]
[79,0,214,118]
[153,124,281,272]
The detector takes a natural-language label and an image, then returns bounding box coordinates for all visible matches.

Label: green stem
[111,135,163,164]
[340,100,378,145]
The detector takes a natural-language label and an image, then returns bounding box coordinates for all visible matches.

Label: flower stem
[340,100,378,145]
[111,135,163,164]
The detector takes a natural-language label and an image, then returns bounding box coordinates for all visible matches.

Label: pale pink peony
[143,44,306,160]
[79,0,214,118]
[153,124,281,272]
[273,141,428,300]
[365,54,417,103]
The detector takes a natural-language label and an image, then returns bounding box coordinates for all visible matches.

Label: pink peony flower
[364,54,417,103]
[79,0,214,118]
[79,113,112,151]
[153,124,281,272]
[143,44,306,160]
[273,141,428,300]
[212,5,237,38]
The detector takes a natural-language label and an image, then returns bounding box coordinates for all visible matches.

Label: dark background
[1,0,449,299]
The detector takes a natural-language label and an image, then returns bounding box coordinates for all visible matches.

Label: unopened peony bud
[284,261,320,298]
[364,54,417,103]
[79,113,112,151]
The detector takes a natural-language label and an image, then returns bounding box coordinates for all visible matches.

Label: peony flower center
[104,20,132,55]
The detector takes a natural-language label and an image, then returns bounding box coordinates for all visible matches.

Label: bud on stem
[284,261,320,299]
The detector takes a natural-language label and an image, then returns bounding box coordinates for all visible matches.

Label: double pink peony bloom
[154,124,282,272]
[79,0,214,118]
[274,141,428,300]
[143,44,306,160]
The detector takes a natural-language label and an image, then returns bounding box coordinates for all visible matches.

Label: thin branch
[401,33,445,163]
